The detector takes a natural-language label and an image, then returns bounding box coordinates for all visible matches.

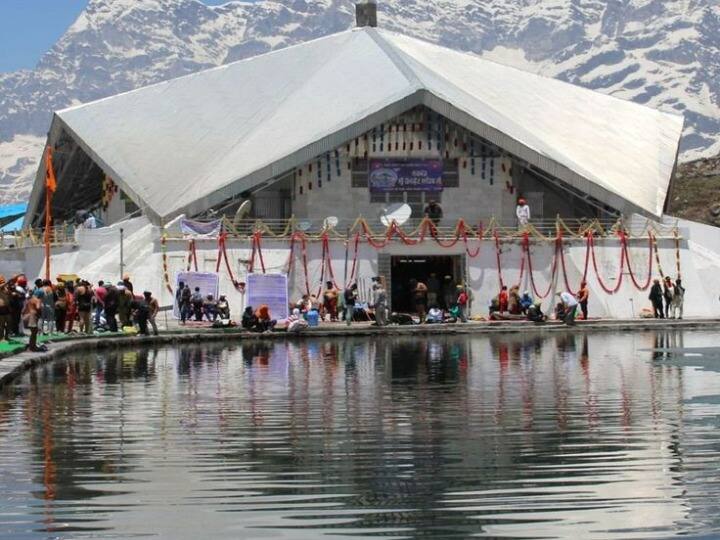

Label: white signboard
[246,273,289,320]
[174,271,220,318]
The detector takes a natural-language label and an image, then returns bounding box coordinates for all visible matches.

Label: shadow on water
[1,331,720,539]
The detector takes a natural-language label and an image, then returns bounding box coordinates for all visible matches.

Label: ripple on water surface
[1,330,720,539]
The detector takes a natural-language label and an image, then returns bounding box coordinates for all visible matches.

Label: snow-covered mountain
[1,0,719,204]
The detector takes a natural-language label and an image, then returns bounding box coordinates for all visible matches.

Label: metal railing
[164,215,679,241]
[1,215,679,250]
[0,224,76,249]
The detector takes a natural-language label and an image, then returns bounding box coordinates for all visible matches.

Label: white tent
[26,27,684,225]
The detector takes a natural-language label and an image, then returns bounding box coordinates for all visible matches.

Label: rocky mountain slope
[1,0,719,204]
[669,153,720,225]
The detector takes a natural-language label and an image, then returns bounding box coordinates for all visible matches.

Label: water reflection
[1,332,720,539]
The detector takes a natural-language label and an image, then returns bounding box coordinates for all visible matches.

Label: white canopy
[28,27,684,223]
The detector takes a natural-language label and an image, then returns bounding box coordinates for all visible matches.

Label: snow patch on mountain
[0,0,718,205]
[0,135,44,204]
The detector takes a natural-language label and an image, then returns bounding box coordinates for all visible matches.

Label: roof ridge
[364,28,423,90]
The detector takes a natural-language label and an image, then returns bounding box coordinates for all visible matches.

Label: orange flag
[45,146,57,193]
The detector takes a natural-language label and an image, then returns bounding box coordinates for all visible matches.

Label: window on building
[370,191,386,204]
[443,159,459,188]
[351,158,368,188]
[388,191,405,204]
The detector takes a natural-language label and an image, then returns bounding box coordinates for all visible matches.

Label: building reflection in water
[0,331,718,539]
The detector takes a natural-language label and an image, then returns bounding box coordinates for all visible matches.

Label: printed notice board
[173,271,220,318]
[246,273,289,320]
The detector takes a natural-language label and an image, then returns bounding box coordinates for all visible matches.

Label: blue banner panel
[369,159,443,192]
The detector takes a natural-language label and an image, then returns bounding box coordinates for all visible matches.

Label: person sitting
[255,304,276,333]
[488,297,500,319]
[286,308,309,334]
[519,291,534,314]
[508,286,522,315]
[295,294,311,314]
[497,286,509,313]
[242,306,259,332]
[554,302,566,321]
[426,305,444,324]
[203,294,218,321]
[448,304,463,323]
[390,312,414,325]
[217,295,231,321]
[526,301,546,323]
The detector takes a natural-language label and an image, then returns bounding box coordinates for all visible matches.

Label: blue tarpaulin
[0,203,27,231]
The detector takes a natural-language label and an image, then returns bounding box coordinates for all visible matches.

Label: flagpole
[44,146,56,282]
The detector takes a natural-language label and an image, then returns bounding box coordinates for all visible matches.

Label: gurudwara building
[5,2,719,319]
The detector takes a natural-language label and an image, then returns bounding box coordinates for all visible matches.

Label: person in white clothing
[83,213,97,229]
[516,197,530,228]
[557,291,578,326]
[671,277,684,319]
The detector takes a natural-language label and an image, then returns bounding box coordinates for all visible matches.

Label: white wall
[2,224,718,320]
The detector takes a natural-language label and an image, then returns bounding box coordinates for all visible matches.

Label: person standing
[191,287,204,321]
[516,197,531,228]
[23,289,44,351]
[372,277,388,326]
[40,279,55,335]
[343,283,358,326]
[649,279,664,319]
[122,274,134,293]
[411,279,428,323]
[672,277,684,320]
[104,283,119,332]
[76,281,94,335]
[94,280,107,327]
[177,282,192,324]
[0,276,11,342]
[423,200,443,227]
[145,291,159,335]
[577,281,590,320]
[117,283,132,328]
[83,213,97,229]
[9,275,27,337]
[64,282,77,333]
[663,276,675,318]
[131,295,150,336]
[322,281,339,322]
[557,291,579,326]
[53,283,68,333]
[456,285,469,323]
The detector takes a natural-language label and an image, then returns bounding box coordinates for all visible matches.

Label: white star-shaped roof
[39,27,684,222]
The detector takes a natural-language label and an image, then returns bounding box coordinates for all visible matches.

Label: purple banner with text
[369,159,443,192]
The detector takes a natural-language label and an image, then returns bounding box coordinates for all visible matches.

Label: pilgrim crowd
[0,274,161,352]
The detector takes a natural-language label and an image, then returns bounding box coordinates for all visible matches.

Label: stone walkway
[1,317,718,388]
